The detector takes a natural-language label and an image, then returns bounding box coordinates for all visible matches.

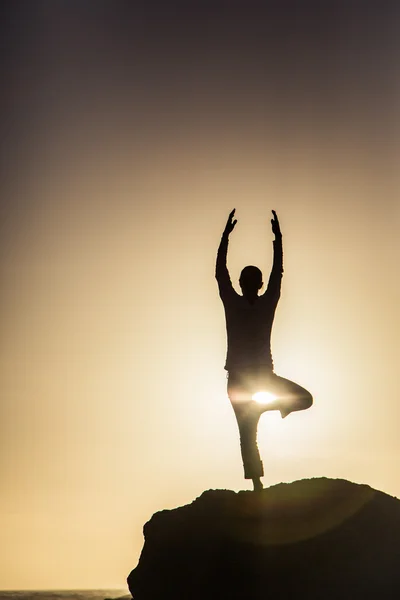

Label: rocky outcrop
[128,478,400,599]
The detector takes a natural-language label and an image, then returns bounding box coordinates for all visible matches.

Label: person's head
[239,265,263,295]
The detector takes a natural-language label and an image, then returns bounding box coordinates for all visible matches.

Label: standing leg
[232,402,264,490]
[227,372,265,491]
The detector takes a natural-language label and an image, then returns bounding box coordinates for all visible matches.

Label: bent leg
[259,375,313,419]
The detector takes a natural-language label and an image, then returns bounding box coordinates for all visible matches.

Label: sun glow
[252,391,277,405]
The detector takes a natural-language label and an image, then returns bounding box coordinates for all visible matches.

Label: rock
[127,478,400,599]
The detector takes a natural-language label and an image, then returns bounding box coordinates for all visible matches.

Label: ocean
[0,591,130,600]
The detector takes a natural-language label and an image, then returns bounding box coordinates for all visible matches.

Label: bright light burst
[252,391,277,405]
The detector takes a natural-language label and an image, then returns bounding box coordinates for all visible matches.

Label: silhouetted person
[216,209,313,491]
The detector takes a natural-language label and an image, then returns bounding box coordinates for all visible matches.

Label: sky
[1,0,399,590]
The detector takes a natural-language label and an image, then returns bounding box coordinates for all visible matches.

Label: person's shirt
[216,234,283,372]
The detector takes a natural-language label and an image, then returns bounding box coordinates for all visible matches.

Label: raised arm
[216,209,237,298]
[265,209,283,300]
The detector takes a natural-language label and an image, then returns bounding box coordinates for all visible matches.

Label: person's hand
[271,210,281,238]
[223,209,237,236]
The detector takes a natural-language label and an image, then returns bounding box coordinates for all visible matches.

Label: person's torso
[223,292,278,371]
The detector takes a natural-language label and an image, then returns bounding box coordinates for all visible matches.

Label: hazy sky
[1,0,399,590]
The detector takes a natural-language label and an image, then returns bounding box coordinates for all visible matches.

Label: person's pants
[227,368,313,479]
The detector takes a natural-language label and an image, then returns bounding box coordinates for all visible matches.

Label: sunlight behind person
[252,391,277,405]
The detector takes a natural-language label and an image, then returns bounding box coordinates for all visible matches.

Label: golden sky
[1,0,399,590]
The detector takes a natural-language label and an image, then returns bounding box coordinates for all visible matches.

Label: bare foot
[280,407,291,419]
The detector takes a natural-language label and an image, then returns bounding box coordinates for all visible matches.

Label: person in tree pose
[216,209,313,491]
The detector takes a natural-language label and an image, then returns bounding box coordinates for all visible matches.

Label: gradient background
[1,0,399,590]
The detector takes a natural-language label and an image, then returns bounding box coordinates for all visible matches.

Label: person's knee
[303,392,313,410]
